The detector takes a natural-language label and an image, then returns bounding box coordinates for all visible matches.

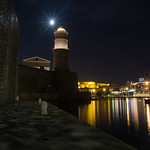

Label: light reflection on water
[78,98,150,149]
[146,104,150,137]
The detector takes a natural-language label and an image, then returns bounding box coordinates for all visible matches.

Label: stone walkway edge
[0,101,137,150]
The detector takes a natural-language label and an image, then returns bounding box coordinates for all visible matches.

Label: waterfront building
[110,80,150,97]
[78,81,110,98]
[23,56,50,71]
[78,82,109,89]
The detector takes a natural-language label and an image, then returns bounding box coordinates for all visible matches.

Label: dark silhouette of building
[0,0,19,104]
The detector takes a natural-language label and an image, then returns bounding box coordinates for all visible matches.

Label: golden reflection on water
[146,104,150,135]
[78,101,96,126]
[126,98,130,127]
[78,100,112,127]
[78,98,140,131]
[108,100,111,127]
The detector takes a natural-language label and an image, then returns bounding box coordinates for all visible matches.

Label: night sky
[15,0,150,84]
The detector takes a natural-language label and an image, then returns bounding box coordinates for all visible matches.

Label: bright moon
[50,20,55,25]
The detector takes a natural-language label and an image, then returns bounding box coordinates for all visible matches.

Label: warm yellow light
[92,89,96,92]
[78,86,80,89]
[97,83,110,87]
[78,81,108,89]
[125,87,129,90]
[145,81,149,85]
[103,88,106,92]
[88,82,95,85]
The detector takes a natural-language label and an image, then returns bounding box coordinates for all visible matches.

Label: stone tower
[53,27,69,71]
[0,0,19,104]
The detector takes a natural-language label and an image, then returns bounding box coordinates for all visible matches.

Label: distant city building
[110,79,150,97]
[78,81,109,90]
[139,78,144,82]
[23,56,50,71]
[78,81,110,98]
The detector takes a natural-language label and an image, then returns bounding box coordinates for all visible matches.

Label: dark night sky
[14,0,150,84]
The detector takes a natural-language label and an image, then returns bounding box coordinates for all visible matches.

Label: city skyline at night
[1,1,150,149]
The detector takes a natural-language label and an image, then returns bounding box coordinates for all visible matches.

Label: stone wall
[18,65,78,94]
[0,0,19,104]
[19,92,59,101]
[53,70,78,92]
[18,65,55,94]
[18,65,90,101]
[53,49,70,71]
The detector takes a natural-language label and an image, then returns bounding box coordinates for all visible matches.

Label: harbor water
[54,98,150,149]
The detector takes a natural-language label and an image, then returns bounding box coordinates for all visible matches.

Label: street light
[145,81,149,86]
[103,88,106,92]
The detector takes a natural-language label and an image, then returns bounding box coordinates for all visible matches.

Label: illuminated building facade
[23,56,50,71]
[0,0,19,103]
[78,81,110,98]
[110,79,150,97]
[78,80,150,98]
[78,81,109,89]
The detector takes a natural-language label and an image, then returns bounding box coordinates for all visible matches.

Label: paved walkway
[0,102,136,150]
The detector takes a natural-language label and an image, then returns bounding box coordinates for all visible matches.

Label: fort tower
[53,27,69,71]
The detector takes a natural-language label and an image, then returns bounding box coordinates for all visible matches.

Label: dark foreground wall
[0,0,19,104]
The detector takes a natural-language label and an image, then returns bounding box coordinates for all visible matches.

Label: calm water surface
[53,98,150,149]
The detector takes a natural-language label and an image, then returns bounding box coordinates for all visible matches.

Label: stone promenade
[0,102,136,150]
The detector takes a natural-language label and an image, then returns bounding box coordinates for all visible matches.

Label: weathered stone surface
[0,102,136,150]
[0,0,19,104]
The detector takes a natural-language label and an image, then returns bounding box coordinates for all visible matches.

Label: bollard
[16,96,19,102]
[41,101,48,115]
[39,98,42,104]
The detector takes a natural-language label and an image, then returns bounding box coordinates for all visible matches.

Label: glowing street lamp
[145,81,149,86]
[103,88,106,92]
[92,89,96,92]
